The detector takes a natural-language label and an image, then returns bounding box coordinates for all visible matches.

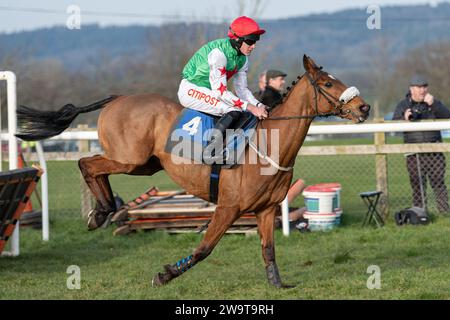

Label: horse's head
[303,55,370,123]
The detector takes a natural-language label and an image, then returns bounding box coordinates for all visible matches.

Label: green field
[2,146,450,299]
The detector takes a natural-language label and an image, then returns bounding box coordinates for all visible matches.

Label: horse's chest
[250,173,292,206]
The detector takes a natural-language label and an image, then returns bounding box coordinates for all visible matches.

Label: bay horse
[16,55,370,288]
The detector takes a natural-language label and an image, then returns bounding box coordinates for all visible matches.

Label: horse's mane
[278,65,324,105]
[281,74,304,104]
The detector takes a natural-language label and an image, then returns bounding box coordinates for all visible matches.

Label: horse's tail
[16,95,120,141]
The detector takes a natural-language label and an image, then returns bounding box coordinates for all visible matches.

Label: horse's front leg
[256,206,295,288]
[152,205,240,287]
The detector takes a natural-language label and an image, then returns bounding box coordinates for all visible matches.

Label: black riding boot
[203,111,241,164]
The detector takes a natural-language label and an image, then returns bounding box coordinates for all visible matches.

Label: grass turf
[1,142,450,299]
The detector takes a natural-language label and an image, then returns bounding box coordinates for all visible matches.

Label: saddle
[165,108,258,169]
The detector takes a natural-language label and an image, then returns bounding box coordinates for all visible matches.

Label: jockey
[178,16,269,161]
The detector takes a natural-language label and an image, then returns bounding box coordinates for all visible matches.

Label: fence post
[78,124,92,219]
[77,124,89,152]
[373,101,389,220]
[80,172,93,219]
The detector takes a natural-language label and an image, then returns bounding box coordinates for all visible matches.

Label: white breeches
[177,79,241,116]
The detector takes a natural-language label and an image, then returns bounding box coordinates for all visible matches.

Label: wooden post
[77,124,89,152]
[373,101,389,220]
[80,172,93,219]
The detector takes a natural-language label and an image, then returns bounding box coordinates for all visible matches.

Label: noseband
[266,71,359,121]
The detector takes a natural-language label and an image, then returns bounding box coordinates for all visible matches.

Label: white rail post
[35,141,49,241]
[0,71,19,256]
[280,196,290,236]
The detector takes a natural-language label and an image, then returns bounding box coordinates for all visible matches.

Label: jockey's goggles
[243,38,257,46]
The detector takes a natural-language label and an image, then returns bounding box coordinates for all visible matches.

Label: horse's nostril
[360,104,370,113]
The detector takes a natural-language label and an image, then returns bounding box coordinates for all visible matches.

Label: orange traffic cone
[17,153,24,168]
[18,153,34,213]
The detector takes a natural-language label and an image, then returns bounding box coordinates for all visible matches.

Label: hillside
[1,3,450,72]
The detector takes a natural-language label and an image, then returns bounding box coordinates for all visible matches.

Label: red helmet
[227,16,265,41]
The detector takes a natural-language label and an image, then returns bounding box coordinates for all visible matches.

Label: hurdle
[113,188,258,236]
[0,166,43,256]
[0,71,49,256]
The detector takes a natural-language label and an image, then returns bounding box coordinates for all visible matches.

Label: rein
[249,69,359,172]
[265,71,349,121]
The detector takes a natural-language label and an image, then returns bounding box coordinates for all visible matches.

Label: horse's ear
[303,54,319,75]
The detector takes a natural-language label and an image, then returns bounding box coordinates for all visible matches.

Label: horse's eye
[325,82,333,88]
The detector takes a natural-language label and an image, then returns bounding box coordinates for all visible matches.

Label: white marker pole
[280,196,290,236]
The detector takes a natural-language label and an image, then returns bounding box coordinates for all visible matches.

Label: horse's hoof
[110,206,129,222]
[86,210,108,231]
[101,212,116,229]
[152,273,166,287]
[270,282,296,289]
[152,264,178,287]
[279,283,296,289]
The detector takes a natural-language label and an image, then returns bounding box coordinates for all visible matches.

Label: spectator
[253,70,267,100]
[275,179,307,228]
[260,69,287,110]
[392,74,450,213]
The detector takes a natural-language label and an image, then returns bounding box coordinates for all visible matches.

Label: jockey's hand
[259,103,270,112]
[248,104,268,120]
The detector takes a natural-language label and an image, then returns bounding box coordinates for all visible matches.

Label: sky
[0,0,446,33]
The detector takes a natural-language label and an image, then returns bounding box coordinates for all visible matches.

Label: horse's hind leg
[78,155,137,230]
[110,156,164,223]
[256,206,294,288]
[152,205,240,287]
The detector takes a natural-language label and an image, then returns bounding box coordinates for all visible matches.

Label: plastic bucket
[304,212,336,231]
[302,186,336,214]
[313,183,341,211]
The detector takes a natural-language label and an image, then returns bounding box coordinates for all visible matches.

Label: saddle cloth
[165,108,258,168]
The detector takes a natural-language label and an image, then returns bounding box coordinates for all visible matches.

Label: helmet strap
[230,38,244,55]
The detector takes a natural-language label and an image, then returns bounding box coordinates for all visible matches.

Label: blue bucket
[304,212,336,231]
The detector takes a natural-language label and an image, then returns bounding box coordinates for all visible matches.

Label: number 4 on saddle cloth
[165,108,258,169]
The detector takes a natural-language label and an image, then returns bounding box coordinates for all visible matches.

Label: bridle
[265,70,353,121]
[250,69,361,172]
[250,69,358,172]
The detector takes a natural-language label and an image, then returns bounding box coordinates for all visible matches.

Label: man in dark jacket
[260,69,287,110]
[253,70,267,100]
[392,75,450,213]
